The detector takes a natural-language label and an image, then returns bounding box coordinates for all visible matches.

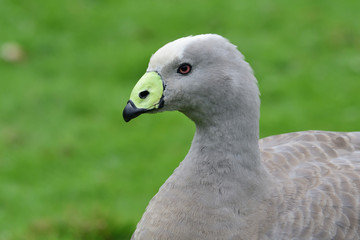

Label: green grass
[1,0,359,239]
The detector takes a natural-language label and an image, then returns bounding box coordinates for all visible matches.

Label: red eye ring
[177,63,192,75]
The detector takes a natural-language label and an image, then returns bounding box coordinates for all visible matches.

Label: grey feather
[129,34,360,240]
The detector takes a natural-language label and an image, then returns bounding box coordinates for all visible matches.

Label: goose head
[123,34,260,126]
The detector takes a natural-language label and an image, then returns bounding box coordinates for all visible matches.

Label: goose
[123,34,360,240]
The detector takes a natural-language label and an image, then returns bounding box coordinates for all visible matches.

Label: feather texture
[260,131,360,239]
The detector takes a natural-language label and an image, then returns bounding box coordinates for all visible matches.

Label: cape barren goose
[123,34,360,240]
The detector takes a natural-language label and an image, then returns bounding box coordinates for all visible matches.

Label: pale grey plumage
[129,34,360,239]
[261,131,360,239]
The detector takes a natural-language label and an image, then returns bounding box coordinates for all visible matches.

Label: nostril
[139,90,150,99]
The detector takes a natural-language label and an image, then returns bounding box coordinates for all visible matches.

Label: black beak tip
[123,100,147,122]
[123,108,132,122]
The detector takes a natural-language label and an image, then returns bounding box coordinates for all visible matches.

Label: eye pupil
[178,63,192,75]
[181,66,188,71]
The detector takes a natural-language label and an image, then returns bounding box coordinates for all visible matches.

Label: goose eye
[177,63,192,75]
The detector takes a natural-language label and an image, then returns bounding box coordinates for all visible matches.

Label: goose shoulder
[259,130,360,239]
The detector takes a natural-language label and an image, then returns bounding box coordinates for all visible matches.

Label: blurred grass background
[0,0,359,239]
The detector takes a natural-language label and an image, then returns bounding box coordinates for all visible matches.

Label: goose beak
[123,72,164,122]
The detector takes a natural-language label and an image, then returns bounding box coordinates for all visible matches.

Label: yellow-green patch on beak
[123,72,164,122]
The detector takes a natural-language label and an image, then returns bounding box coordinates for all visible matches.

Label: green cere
[129,72,164,110]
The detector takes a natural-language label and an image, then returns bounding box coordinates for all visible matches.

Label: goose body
[123,34,360,239]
